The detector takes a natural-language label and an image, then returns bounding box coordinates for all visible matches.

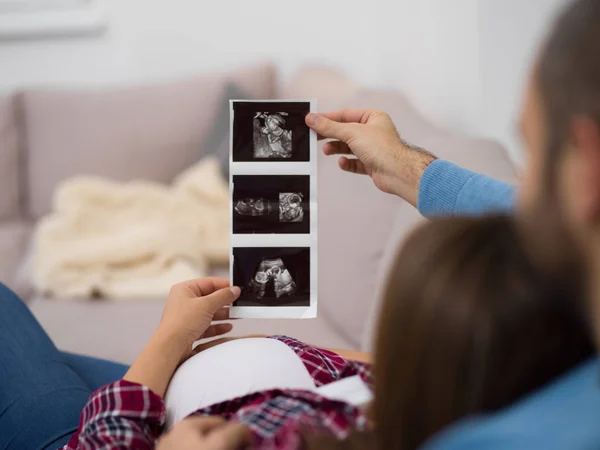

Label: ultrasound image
[247,257,297,299]
[232,101,310,162]
[279,193,304,223]
[232,175,310,234]
[253,112,293,159]
[233,247,310,307]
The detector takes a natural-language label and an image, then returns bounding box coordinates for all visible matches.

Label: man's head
[518,0,600,340]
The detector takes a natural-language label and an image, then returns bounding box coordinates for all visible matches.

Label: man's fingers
[322,140,352,156]
[320,109,377,124]
[206,422,252,449]
[339,157,367,175]
[199,323,233,340]
[203,286,241,312]
[306,113,357,142]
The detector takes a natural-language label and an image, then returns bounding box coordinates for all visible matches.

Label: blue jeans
[0,283,129,450]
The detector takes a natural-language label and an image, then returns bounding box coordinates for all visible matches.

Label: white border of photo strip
[229,99,318,319]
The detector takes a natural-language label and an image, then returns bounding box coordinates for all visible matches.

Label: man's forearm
[385,141,438,207]
[417,160,517,217]
[387,139,516,216]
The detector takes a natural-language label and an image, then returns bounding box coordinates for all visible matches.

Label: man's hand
[157,416,252,450]
[305,109,436,206]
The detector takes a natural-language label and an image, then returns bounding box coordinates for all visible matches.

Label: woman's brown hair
[306,215,593,450]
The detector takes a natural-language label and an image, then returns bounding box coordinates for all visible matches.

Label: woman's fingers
[339,157,368,175]
[182,415,226,433]
[193,335,270,356]
[170,416,251,449]
[199,323,233,340]
[203,286,241,313]
[322,140,353,156]
[212,307,236,322]
[193,337,234,355]
[205,422,253,449]
[181,278,231,297]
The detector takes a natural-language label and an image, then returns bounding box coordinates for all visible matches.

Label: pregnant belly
[164,338,316,428]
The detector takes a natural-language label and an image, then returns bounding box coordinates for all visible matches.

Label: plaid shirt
[63,336,372,450]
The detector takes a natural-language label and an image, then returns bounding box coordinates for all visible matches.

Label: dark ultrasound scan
[232,101,310,162]
[233,247,310,307]
[232,175,310,234]
[253,112,293,158]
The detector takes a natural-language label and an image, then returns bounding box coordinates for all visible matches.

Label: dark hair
[537,0,600,181]
[522,0,599,330]
[305,216,593,450]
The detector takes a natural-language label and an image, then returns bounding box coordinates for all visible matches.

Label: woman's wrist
[152,326,190,361]
[123,329,190,397]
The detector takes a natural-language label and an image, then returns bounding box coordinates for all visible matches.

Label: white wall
[377,0,482,134]
[376,0,568,164]
[0,0,384,90]
[0,0,569,163]
[478,0,568,165]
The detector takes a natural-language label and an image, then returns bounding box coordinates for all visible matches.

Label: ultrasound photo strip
[229,100,318,319]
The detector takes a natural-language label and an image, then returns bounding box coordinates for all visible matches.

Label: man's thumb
[205,286,241,311]
[306,113,351,141]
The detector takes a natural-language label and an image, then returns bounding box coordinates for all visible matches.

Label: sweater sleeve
[417,160,516,218]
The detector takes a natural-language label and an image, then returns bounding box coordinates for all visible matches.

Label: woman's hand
[123,278,240,397]
[158,278,241,361]
[305,110,436,206]
[156,416,252,450]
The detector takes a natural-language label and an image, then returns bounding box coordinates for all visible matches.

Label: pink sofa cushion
[358,89,517,351]
[22,64,276,219]
[0,94,21,220]
[291,83,517,350]
[279,65,361,100]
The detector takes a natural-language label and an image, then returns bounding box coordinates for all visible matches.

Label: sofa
[0,63,517,364]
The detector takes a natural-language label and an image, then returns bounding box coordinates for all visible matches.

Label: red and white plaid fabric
[63,336,372,450]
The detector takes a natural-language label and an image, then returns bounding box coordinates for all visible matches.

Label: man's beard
[518,190,590,327]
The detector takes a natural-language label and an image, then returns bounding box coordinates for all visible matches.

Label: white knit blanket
[31,157,229,299]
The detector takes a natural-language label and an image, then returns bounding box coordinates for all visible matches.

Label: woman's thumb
[205,286,241,312]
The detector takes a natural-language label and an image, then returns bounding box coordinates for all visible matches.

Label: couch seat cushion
[28,296,352,365]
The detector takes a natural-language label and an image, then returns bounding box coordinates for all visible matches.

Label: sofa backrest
[281,67,517,351]
[0,94,22,221]
[19,64,276,219]
[358,89,518,351]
